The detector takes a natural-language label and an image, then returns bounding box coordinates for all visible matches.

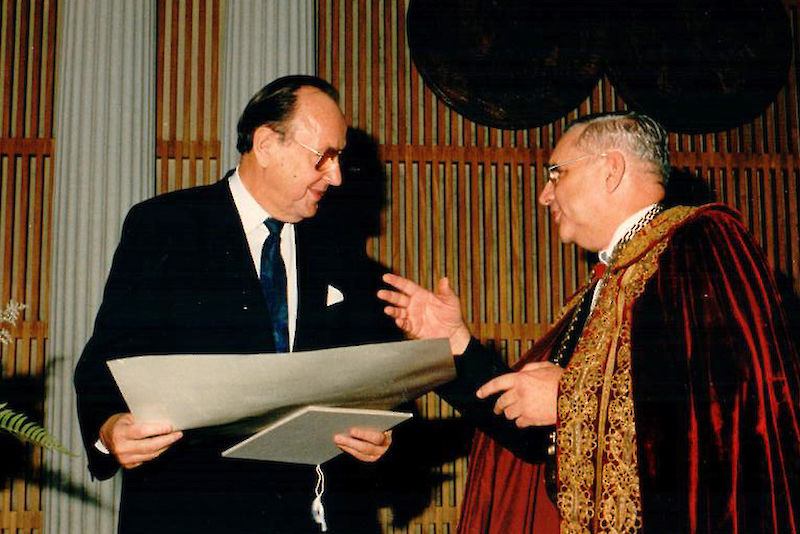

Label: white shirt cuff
[94,438,110,455]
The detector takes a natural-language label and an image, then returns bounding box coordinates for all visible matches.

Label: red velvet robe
[449,205,800,533]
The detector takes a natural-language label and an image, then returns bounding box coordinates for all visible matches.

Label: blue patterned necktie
[260,218,289,353]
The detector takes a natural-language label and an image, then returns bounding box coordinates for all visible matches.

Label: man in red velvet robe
[379,111,800,533]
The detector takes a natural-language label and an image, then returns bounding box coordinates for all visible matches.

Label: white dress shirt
[228,170,298,351]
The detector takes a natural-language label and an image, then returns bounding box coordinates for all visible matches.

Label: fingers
[382,273,422,294]
[118,431,183,469]
[381,274,451,299]
[101,413,183,470]
[116,432,183,469]
[348,427,392,445]
[492,389,517,416]
[490,388,533,427]
[514,416,534,428]
[477,367,560,427]
[333,428,392,463]
[125,420,177,440]
[436,277,454,296]
[476,373,516,399]
[377,288,409,308]
[380,302,411,332]
[377,285,412,328]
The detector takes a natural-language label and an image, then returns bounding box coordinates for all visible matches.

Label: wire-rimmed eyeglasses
[544,153,606,185]
[293,139,343,171]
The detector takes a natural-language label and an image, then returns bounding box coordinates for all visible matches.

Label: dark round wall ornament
[406,0,607,130]
[604,0,792,133]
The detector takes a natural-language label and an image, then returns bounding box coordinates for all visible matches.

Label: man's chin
[556,225,568,240]
[557,227,576,246]
[299,201,320,219]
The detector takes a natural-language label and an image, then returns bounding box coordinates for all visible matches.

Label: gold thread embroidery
[557,206,700,533]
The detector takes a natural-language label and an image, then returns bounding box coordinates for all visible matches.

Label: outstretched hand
[378,274,472,355]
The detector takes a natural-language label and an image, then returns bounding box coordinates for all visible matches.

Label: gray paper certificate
[107,338,454,432]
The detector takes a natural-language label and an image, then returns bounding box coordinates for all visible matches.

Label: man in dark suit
[74,75,397,533]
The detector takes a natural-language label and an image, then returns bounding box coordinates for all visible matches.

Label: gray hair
[567,111,671,183]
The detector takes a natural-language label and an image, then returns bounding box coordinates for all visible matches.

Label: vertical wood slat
[417,157,429,287]
[1,0,16,137]
[357,0,367,130]
[430,152,442,283]
[182,0,193,187]
[156,0,167,192]
[343,0,352,123]
[382,0,391,145]
[370,0,379,144]
[468,150,480,325]
[482,158,495,326]
[395,0,406,146]
[13,0,29,138]
[42,0,55,141]
[408,4,418,147]
[155,0,221,195]
[28,0,42,138]
[497,159,509,327]
[789,169,800,287]
[209,0,218,153]
[330,0,339,100]
[0,0,56,530]
[168,0,179,188]
[197,0,208,185]
[1,156,15,305]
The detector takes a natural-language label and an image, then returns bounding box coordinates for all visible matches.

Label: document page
[107,338,454,432]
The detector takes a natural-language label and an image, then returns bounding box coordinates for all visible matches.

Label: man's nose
[538,180,554,205]
[322,162,342,186]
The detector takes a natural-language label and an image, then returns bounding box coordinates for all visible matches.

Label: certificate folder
[222,406,412,465]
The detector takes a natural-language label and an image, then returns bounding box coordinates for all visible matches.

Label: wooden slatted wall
[3,1,798,532]
[156,0,221,194]
[319,1,800,532]
[0,0,57,531]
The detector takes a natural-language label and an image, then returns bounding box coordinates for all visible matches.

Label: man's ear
[252,125,279,167]
[604,150,626,193]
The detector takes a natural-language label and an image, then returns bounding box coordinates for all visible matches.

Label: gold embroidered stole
[556,206,699,534]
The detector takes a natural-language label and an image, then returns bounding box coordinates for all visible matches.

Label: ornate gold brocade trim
[556,206,699,533]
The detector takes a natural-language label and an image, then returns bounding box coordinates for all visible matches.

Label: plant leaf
[0,403,75,456]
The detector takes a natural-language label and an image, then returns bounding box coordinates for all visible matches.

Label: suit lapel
[207,174,276,352]
[293,222,331,351]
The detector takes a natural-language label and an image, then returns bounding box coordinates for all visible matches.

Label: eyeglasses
[293,139,343,171]
[544,153,606,185]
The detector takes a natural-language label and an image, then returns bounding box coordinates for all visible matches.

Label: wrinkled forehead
[551,125,587,160]
[289,87,347,144]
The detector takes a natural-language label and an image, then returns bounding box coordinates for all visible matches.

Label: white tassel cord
[311,464,328,532]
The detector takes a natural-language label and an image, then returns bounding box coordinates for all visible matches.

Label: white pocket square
[326,285,344,306]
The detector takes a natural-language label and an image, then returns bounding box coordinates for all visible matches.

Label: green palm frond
[0,402,74,455]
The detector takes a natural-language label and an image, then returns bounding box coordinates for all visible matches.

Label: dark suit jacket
[74,174,398,533]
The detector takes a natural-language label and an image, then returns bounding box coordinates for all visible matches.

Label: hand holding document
[108,339,454,464]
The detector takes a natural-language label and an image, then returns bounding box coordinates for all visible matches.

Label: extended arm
[379,273,550,462]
